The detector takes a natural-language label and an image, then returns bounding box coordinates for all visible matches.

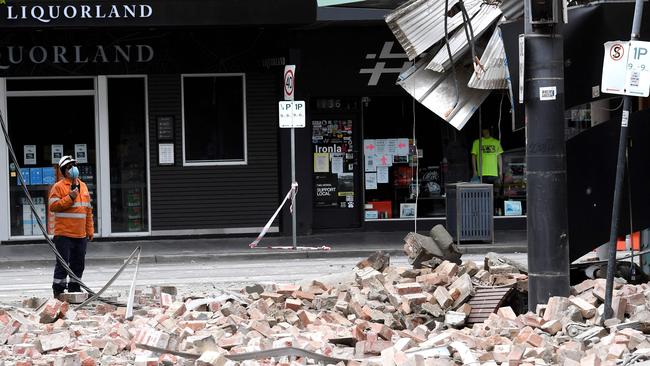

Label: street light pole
[604,0,645,320]
[525,0,571,309]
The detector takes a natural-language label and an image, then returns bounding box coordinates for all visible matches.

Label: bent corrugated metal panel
[385,0,482,60]
[426,4,503,72]
[398,54,490,130]
[468,26,510,89]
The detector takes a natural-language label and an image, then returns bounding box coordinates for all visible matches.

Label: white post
[291,127,297,249]
[96,76,112,237]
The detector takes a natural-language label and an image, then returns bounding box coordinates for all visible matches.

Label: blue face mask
[68,166,79,179]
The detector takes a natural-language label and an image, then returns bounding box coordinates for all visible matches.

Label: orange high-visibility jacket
[48,178,94,239]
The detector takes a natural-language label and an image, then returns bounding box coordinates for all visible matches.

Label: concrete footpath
[0,230,527,268]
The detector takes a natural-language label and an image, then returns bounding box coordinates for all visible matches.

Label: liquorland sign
[0,0,316,27]
[4,3,153,23]
[0,44,154,70]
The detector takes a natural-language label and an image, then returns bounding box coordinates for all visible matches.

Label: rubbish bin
[446,183,494,244]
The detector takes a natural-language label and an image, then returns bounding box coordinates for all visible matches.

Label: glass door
[106,77,149,234]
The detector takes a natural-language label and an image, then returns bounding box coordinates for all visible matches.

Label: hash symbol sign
[610,43,625,61]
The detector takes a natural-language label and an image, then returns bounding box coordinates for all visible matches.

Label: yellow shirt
[471,137,503,177]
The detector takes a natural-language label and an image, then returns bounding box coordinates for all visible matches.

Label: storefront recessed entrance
[5,79,98,238]
[1,76,150,240]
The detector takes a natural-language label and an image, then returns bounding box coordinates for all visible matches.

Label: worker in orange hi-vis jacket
[48,155,94,299]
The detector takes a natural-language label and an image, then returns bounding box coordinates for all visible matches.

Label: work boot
[53,289,64,301]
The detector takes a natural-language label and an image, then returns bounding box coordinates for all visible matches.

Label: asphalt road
[1,253,528,305]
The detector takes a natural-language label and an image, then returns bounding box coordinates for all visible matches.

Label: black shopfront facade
[279,22,527,237]
[0,0,315,242]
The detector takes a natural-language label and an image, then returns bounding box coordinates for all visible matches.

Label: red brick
[394,282,422,295]
[285,299,302,311]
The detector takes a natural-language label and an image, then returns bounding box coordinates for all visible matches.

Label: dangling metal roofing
[385,0,483,60]
[397,54,490,130]
[426,4,503,72]
[468,26,510,89]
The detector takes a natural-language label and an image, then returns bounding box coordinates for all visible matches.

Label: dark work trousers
[52,236,87,294]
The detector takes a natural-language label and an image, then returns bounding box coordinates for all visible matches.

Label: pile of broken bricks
[0,230,649,365]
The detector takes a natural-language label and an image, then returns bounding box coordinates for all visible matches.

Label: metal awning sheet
[468,26,509,89]
[385,0,482,60]
[426,4,503,72]
[398,55,490,130]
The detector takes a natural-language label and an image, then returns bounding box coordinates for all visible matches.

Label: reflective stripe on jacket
[48,178,94,239]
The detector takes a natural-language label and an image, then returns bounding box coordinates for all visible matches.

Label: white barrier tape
[263,245,331,251]
[249,182,298,249]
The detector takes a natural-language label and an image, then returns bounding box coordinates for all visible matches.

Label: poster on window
[377,166,389,184]
[23,145,36,165]
[314,173,338,207]
[376,154,393,167]
[365,173,377,190]
[374,139,387,155]
[337,173,354,197]
[314,153,330,173]
[331,153,344,174]
[364,139,376,155]
[396,138,410,156]
[74,144,88,164]
[365,154,377,172]
[51,144,63,164]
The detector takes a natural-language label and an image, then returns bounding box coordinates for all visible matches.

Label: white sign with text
[278,101,306,128]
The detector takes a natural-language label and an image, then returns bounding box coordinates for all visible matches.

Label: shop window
[7,95,98,237]
[362,97,448,220]
[182,74,247,165]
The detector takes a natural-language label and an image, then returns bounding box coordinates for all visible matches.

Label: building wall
[148,73,280,233]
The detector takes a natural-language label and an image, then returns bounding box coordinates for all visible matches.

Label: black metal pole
[604,0,645,321]
[525,0,571,309]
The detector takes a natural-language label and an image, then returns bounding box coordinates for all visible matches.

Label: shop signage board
[602,40,650,97]
[283,65,295,101]
[156,116,174,141]
[0,0,316,28]
[278,101,305,128]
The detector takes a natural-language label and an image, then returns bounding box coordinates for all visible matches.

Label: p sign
[278,101,305,128]
[627,41,650,97]
[283,65,296,101]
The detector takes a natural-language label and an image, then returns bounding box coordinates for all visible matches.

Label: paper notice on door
[376,154,393,167]
[331,153,344,174]
[364,139,377,155]
[74,144,88,164]
[51,144,63,164]
[365,172,377,190]
[23,145,36,165]
[314,153,330,173]
[365,154,377,172]
[377,166,389,183]
[386,139,397,155]
[374,139,387,155]
[158,143,174,165]
[396,138,409,156]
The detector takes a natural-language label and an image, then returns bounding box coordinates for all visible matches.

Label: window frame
[181,73,248,167]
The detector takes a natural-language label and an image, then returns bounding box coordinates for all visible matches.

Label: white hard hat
[58,155,77,168]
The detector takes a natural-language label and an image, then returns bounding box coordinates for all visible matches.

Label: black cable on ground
[0,112,125,307]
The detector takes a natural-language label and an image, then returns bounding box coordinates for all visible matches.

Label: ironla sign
[3,4,153,23]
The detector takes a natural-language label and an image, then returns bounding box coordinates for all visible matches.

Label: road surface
[0,253,528,306]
